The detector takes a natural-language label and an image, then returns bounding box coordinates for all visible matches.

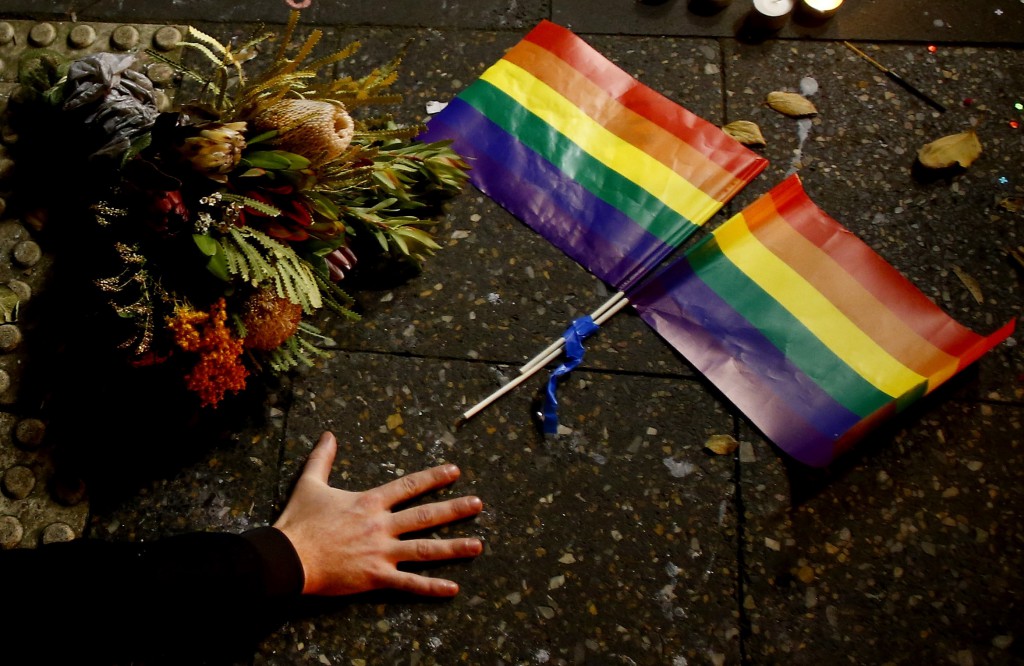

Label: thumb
[301,431,338,484]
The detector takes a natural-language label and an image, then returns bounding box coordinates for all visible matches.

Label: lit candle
[800,0,843,20]
[751,0,795,30]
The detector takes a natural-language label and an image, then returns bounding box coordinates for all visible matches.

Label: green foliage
[15,49,69,107]
[121,133,153,168]
[18,49,66,88]
[153,10,469,266]
[264,323,331,372]
[308,269,359,321]
[205,227,324,313]
[0,285,20,323]
[219,192,282,216]
[242,150,310,171]
[145,48,220,94]
[308,138,468,258]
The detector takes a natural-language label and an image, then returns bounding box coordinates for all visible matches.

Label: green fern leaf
[179,41,229,70]
[221,228,324,312]
[232,314,248,340]
[186,26,229,55]
[221,193,282,217]
[145,49,218,90]
[304,41,361,75]
[293,337,322,365]
[228,228,271,284]
[270,270,289,304]
[207,245,231,282]
[267,10,301,69]
[220,238,248,281]
[309,268,359,320]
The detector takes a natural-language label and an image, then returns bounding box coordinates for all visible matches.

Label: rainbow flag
[419,20,767,291]
[629,175,1015,466]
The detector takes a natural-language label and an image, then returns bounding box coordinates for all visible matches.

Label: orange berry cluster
[167,299,249,407]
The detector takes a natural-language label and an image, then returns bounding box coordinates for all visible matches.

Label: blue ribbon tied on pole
[541,315,601,434]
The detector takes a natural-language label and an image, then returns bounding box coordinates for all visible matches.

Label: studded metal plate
[0,20,184,548]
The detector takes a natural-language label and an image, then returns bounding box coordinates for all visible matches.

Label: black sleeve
[2,526,305,663]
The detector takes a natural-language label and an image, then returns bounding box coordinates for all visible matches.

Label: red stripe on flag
[502,39,748,205]
[742,183,960,382]
[522,20,766,183]
[769,176,998,366]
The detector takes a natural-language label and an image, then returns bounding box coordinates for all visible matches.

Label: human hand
[273,431,484,597]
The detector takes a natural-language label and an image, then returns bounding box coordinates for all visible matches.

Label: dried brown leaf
[722,120,767,146]
[704,434,739,455]
[766,91,818,118]
[917,130,983,169]
[951,265,984,304]
[998,196,1023,213]
[1008,246,1024,270]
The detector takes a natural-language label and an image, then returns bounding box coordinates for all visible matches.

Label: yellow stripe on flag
[714,213,928,398]
[481,59,720,222]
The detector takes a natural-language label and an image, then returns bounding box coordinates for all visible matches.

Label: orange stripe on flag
[743,192,961,388]
[502,40,745,204]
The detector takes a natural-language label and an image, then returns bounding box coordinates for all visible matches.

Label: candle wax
[804,0,843,9]
[753,0,795,17]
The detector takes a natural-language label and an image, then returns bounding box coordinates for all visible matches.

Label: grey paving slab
[177,20,345,88]
[83,398,286,542]
[26,314,290,541]
[0,6,1017,665]
[0,1,551,32]
[312,29,727,375]
[9,0,1024,42]
[310,0,550,31]
[553,0,1024,44]
[321,189,691,377]
[739,399,1024,664]
[337,28,730,144]
[267,350,741,664]
[723,40,1024,400]
[0,1,296,27]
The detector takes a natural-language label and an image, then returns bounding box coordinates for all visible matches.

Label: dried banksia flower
[250,99,354,166]
[240,288,303,350]
[177,121,247,180]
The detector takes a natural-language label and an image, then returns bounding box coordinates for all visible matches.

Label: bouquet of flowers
[6,13,468,408]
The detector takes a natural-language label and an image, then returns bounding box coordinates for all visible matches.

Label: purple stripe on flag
[630,258,861,466]
[420,98,673,290]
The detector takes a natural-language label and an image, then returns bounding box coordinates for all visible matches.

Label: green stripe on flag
[460,80,698,246]
[688,236,894,419]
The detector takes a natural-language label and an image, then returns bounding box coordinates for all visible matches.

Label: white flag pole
[457,295,630,425]
[517,290,627,376]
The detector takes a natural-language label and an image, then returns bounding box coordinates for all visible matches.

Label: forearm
[2,527,304,661]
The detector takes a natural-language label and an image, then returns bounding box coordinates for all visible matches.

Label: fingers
[373,464,462,506]
[301,431,338,484]
[391,496,483,535]
[396,537,484,563]
[386,571,462,597]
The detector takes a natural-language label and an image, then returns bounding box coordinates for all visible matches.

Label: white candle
[751,0,795,30]
[800,0,843,19]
